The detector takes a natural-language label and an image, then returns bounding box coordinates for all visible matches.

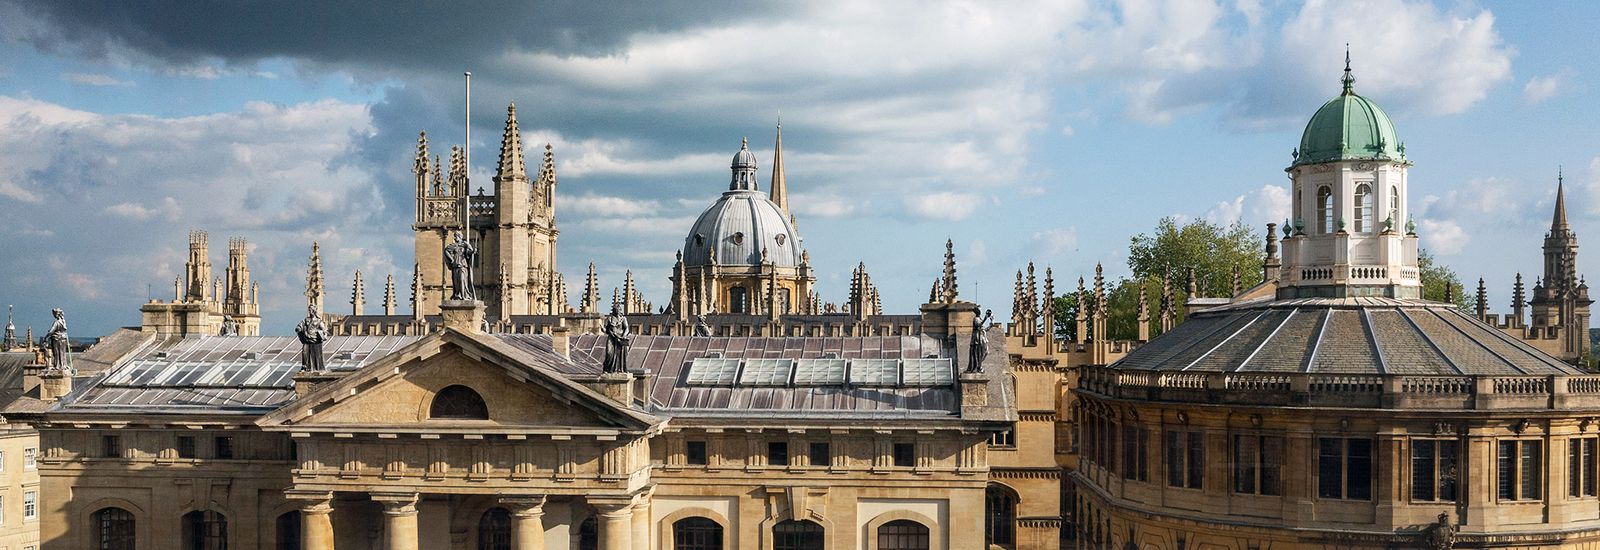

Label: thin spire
[1554,166,1570,231]
[495,103,525,180]
[1341,43,1355,94]
[770,117,789,215]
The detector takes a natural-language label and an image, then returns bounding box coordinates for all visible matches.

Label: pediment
[257,329,659,434]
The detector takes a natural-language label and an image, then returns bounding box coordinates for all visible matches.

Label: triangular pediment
[256,329,660,434]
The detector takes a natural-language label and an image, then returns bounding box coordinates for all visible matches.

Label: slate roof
[1113,297,1581,375]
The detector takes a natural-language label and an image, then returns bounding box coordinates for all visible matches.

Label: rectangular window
[214,436,234,460]
[0,450,6,471]
[1411,440,1459,502]
[686,441,708,466]
[1497,439,1544,501]
[767,441,789,466]
[1318,438,1373,500]
[23,447,35,469]
[1574,438,1599,497]
[990,427,1015,447]
[23,491,36,520]
[808,442,830,467]
[893,442,916,468]
[0,495,5,525]
[102,435,121,458]
[1166,430,1203,489]
[178,436,196,459]
[1233,435,1283,496]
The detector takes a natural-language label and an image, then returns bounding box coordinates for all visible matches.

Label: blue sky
[0,1,1596,336]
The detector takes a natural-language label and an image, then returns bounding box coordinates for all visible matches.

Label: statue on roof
[967,308,993,373]
[694,314,712,337]
[219,315,239,336]
[444,231,477,301]
[295,306,329,372]
[45,308,73,375]
[602,304,631,373]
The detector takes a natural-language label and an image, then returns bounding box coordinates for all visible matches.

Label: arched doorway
[275,511,300,550]
[878,519,929,550]
[772,519,823,550]
[986,484,1018,548]
[479,507,512,550]
[672,516,723,550]
[92,507,135,550]
[181,510,228,550]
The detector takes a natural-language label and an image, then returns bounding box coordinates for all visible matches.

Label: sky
[0,1,1597,337]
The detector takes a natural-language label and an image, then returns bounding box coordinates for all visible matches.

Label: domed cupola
[1293,54,1405,167]
[729,137,759,191]
[683,139,805,268]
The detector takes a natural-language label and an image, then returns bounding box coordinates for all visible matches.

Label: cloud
[791,193,858,218]
[1030,228,1078,258]
[104,197,181,221]
[1250,184,1291,226]
[563,194,661,218]
[61,72,133,86]
[905,192,980,221]
[1419,219,1469,255]
[1523,69,1575,105]
[0,179,41,203]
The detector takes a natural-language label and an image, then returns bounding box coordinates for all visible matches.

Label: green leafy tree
[1127,217,1264,297]
[1418,248,1469,310]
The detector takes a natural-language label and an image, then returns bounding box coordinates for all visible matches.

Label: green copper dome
[1292,67,1405,167]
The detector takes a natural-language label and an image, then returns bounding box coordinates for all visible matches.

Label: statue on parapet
[444,231,477,301]
[45,308,73,375]
[967,308,993,373]
[602,304,631,373]
[694,313,712,337]
[295,306,329,372]
[219,315,239,336]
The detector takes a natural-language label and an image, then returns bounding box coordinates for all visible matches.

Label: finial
[1341,43,1355,94]
[742,136,748,149]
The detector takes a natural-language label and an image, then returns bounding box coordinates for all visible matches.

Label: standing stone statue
[694,314,712,337]
[295,306,329,372]
[443,231,477,301]
[967,308,993,373]
[219,315,239,336]
[602,304,631,373]
[45,308,73,374]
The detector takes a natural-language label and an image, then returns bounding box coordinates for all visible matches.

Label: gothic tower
[1530,171,1593,358]
[1278,55,1420,299]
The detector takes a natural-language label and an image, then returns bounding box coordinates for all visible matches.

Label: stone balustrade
[1079,365,1600,410]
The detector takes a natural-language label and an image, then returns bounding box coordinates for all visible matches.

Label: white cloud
[0,180,41,204]
[104,197,181,221]
[1206,195,1245,225]
[1419,219,1469,255]
[1250,184,1291,226]
[62,72,134,87]
[1524,69,1575,105]
[1030,228,1079,258]
[791,193,858,218]
[905,192,980,221]
[563,194,661,217]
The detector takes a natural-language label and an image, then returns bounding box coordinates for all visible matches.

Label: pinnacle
[496,102,526,180]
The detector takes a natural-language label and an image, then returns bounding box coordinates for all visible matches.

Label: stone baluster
[502,495,547,550]
[374,492,420,550]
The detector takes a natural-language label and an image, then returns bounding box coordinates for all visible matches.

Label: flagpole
[463,71,473,286]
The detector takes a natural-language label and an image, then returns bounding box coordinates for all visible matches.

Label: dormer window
[430,385,489,420]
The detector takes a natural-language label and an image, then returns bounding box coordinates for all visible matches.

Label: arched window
[479,507,511,550]
[673,517,723,550]
[93,507,135,550]
[1388,186,1400,229]
[577,517,598,550]
[1316,186,1334,234]
[773,520,824,550]
[182,510,227,550]
[728,287,748,314]
[878,519,930,550]
[1353,184,1373,233]
[430,385,489,420]
[275,512,300,550]
[986,485,1018,548]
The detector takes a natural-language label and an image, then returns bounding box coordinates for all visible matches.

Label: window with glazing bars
[1166,430,1203,489]
[1233,435,1282,495]
[1122,425,1148,482]
[1572,438,1597,498]
[1411,439,1459,502]
[1499,439,1542,501]
[1318,438,1372,500]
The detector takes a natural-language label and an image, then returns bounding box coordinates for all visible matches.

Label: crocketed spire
[496,103,526,181]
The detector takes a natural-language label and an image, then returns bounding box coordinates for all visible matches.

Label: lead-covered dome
[1293,68,1404,166]
[683,139,804,267]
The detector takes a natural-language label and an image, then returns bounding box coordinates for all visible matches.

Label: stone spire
[941,239,958,303]
[383,274,397,316]
[583,263,601,314]
[414,131,434,204]
[410,264,423,321]
[1137,280,1150,341]
[1186,266,1198,298]
[1160,266,1175,333]
[185,230,212,302]
[447,146,468,198]
[1010,270,1025,334]
[225,237,252,311]
[1041,268,1056,348]
[1025,262,1038,329]
[1263,222,1281,282]
[350,270,365,316]
[769,119,791,223]
[3,304,14,351]
[495,103,526,181]
[305,242,324,314]
[1075,276,1088,344]
[1512,273,1526,326]
[1475,277,1488,319]
[1553,166,1569,232]
[623,271,636,315]
[1231,265,1242,296]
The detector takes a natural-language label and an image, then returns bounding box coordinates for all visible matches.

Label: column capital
[587,496,635,518]
[372,491,420,516]
[285,489,334,513]
[500,494,547,516]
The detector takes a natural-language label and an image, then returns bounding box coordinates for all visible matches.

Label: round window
[776,234,786,246]
[732,232,745,245]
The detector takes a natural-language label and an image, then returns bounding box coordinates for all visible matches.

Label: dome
[1293,72,1404,166]
[683,190,803,268]
[730,137,757,169]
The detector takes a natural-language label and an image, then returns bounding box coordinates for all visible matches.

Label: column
[630,490,653,550]
[287,490,334,550]
[590,497,634,550]
[501,495,547,550]
[373,492,420,550]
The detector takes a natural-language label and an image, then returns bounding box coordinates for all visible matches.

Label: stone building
[138,231,262,336]
[1473,172,1594,364]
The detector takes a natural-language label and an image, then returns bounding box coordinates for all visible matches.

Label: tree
[1418,248,1469,310]
[1127,217,1264,300]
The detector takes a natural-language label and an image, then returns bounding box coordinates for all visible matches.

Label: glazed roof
[1112,297,1582,376]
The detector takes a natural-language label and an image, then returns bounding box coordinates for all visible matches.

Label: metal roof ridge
[1303,308,1331,373]
[1359,309,1388,375]
[1395,308,1462,375]
[1235,308,1298,373]
[1181,309,1268,372]
[1422,308,1520,375]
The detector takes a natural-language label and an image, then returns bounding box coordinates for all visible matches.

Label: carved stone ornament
[1583,418,1596,433]
[1339,418,1351,431]
[1355,162,1373,171]
[1176,411,1189,425]
[1512,419,1531,434]
[1250,414,1263,427]
[1432,420,1457,436]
